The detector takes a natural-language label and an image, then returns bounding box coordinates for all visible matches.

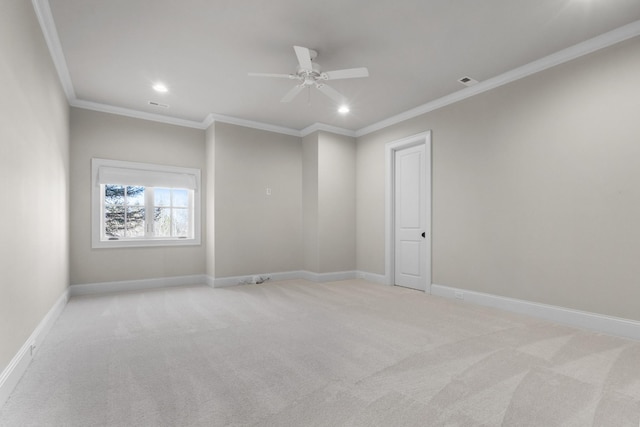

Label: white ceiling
[42,0,640,134]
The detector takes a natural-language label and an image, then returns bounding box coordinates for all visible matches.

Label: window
[92,158,201,248]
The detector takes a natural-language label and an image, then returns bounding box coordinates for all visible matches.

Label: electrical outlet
[266,188,272,196]
[454,290,464,300]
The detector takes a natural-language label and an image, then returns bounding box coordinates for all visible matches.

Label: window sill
[92,237,201,249]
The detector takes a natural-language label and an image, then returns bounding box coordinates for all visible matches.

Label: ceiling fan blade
[281,85,304,103]
[317,84,345,104]
[323,67,369,80]
[293,45,313,71]
[248,72,293,79]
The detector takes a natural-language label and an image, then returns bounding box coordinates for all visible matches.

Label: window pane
[154,207,171,237]
[105,185,125,205]
[173,208,189,236]
[126,186,145,206]
[172,189,189,207]
[155,188,171,207]
[104,206,125,238]
[126,207,145,237]
[94,160,200,247]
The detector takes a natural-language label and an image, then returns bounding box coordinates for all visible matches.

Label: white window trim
[91,158,202,249]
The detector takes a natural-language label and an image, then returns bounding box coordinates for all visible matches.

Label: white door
[394,144,429,290]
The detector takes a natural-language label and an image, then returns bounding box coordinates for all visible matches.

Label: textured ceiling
[46,0,640,132]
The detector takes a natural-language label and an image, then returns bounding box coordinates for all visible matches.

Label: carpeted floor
[1,279,639,426]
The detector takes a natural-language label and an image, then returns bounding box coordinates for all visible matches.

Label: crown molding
[204,112,302,137]
[33,1,640,140]
[70,98,357,138]
[70,99,208,129]
[300,123,356,138]
[202,113,216,129]
[355,19,640,137]
[206,117,356,138]
[32,0,75,99]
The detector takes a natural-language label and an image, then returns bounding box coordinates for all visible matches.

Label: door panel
[394,144,427,290]
[400,241,421,276]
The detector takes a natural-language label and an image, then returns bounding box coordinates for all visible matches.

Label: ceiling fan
[248,45,369,104]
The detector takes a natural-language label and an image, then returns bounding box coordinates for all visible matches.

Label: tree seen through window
[104,185,189,239]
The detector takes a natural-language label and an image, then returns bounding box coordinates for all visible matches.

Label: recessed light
[338,105,350,114]
[152,83,168,93]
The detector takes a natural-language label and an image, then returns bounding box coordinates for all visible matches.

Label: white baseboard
[0,288,69,407]
[205,274,215,287]
[211,271,303,288]
[356,271,387,285]
[430,284,640,341]
[70,274,207,296]
[210,270,363,288]
[300,270,359,283]
[70,271,368,294]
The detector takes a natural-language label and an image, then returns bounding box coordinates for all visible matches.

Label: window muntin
[104,185,146,239]
[92,158,201,248]
[102,185,193,240]
[152,188,190,238]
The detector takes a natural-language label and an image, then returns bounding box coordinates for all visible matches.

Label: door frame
[385,131,432,292]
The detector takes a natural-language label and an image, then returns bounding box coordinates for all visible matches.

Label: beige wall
[302,133,320,272]
[205,123,216,278]
[318,132,356,273]
[69,108,206,284]
[0,1,69,372]
[67,115,352,284]
[357,36,640,321]
[302,132,357,273]
[355,131,386,275]
[214,123,303,277]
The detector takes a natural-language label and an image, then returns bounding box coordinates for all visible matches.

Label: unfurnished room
[2,0,640,425]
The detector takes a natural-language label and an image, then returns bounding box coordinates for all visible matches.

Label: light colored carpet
[1,279,639,426]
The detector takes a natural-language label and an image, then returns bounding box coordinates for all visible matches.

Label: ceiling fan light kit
[249,45,369,105]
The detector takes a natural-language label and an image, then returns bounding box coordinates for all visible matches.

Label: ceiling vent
[458,76,479,87]
[148,101,169,108]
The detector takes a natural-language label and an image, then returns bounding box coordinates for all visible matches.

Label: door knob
[421,232,426,238]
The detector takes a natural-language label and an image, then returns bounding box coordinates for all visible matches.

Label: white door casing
[385,131,431,292]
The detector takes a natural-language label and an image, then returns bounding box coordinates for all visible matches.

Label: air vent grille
[148,101,170,108]
[458,76,479,87]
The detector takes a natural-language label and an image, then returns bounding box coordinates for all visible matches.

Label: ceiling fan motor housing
[297,62,322,75]
[297,62,323,85]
